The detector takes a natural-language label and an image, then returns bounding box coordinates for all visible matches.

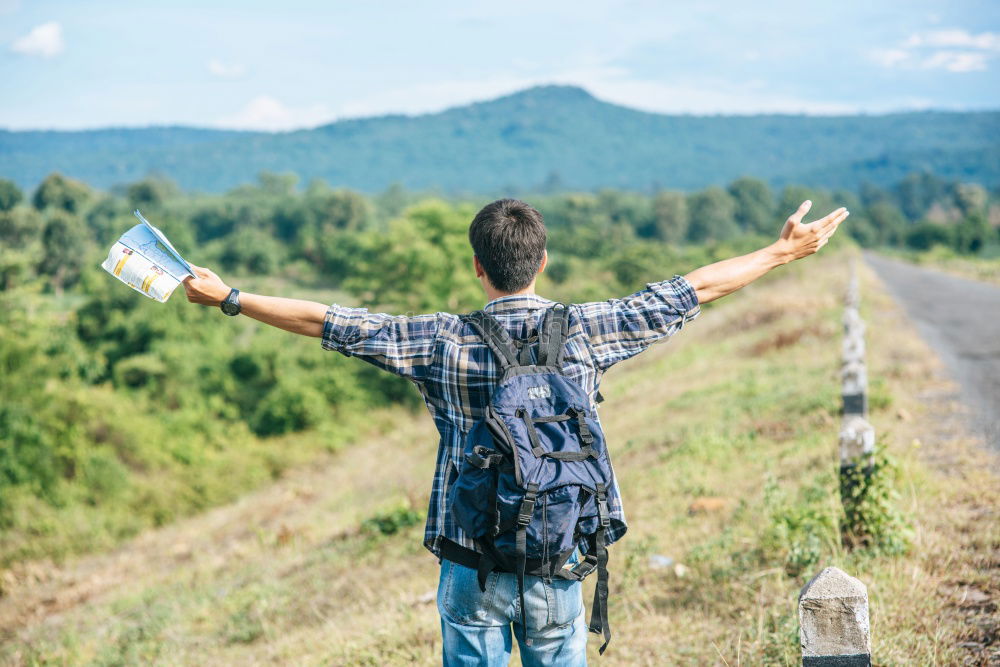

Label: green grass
[1,249,997,665]
[880,245,1000,285]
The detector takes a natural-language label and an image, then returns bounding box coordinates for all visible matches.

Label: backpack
[447,303,625,654]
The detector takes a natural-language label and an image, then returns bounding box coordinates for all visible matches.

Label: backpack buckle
[596,492,611,527]
[518,486,539,526]
[466,445,499,469]
[569,554,598,579]
[517,498,536,526]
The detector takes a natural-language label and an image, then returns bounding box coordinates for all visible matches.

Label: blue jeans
[437,558,588,666]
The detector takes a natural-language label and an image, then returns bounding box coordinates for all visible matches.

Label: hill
[1,86,997,193]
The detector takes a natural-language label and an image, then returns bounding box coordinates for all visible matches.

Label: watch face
[221,299,240,316]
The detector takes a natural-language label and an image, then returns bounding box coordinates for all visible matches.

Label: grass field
[880,246,1000,286]
[1,249,997,665]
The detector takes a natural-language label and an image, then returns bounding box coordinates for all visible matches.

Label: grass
[879,245,1000,285]
[1,249,997,665]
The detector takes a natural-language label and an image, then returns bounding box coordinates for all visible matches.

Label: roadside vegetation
[0,169,997,569]
[880,244,1000,285]
[1,169,998,663]
[1,250,996,664]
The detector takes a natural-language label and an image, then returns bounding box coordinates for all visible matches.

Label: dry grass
[1,249,997,665]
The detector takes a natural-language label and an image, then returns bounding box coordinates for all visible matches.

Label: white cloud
[208,59,245,78]
[217,95,332,131]
[10,21,64,58]
[903,29,1000,51]
[922,51,988,73]
[873,28,999,73]
[870,48,910,68]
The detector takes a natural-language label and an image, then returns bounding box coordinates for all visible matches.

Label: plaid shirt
[321,275,700,557]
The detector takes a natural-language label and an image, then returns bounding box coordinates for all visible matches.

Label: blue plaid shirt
[321,275,700,557]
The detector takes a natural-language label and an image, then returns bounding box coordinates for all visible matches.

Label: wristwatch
[220,288,241,316]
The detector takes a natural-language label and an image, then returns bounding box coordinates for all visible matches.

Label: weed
[840,446,912,555]
[361,502,425,537]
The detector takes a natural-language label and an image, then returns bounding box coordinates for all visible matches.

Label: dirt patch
[752,419,797,442]
[748,323,830,356]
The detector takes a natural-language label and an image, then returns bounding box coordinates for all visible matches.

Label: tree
[258,171,299,197]
[954,212,992,254]
[894,172,947,221]
[650,191,689,244]
[596,189,652,235]
[32,173,92,214]
[0,179,23,212]
[343,201,481,313]
[126,177,178,209]
[36,212,89,292]
[535,194,635,259]
[953,183,987,217]
[686,187,738,243]
[219,225,285,274]
[905,222,954,251]
[728,177,774,234]
[866,201,908,246]
[300,188,372,270]
[0,207,41,247]
[374,182,410,220]
[859,182,892,208]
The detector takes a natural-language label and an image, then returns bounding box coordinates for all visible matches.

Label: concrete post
[840,360,867,417]
[842,308,864,337]
[799,567,871,666]
[839,415,875,519]
[839,416,874,469]
[841,334,865,364]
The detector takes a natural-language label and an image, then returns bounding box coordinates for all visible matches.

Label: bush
[840,447,911,555]
[362,502,424,536]
[251,383,328,437]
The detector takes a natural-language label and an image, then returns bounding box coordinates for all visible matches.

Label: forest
[0,168,997,567]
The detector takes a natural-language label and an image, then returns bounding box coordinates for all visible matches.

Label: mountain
[1,85,997,193]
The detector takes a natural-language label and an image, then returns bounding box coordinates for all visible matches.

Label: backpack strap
[462,310,521,370]
[588,483,612,654]
[516,483,539,647]
[536,303,570,368]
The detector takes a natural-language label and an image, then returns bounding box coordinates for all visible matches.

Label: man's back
[319,276,701,557]
[180,196,847,662]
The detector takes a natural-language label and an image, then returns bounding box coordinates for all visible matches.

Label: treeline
[2,170,996,298]
[0,170,996,566]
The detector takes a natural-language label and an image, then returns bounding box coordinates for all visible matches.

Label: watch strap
[221,288,241,315]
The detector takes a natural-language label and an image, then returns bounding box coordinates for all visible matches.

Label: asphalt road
[865,252,1000,449]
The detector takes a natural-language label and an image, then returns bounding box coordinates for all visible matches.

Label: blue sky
[2,0,998,130]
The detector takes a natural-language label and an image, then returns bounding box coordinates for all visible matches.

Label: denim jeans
[437,558,588,666]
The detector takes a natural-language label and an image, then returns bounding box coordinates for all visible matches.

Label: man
[184,198,847,665]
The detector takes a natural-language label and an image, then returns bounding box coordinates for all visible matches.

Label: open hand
[182,265,231,306]
[776,201,849,261]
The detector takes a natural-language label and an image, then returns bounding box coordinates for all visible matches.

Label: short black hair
[468,199,547,293]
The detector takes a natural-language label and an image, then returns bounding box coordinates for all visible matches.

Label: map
[100,211,196,302]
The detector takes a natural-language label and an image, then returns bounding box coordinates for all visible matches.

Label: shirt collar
[482,293,554,313]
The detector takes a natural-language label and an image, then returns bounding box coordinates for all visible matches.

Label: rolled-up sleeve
[321,305,441,382]
[577,275,700,371]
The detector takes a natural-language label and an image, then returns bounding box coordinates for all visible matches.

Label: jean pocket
[438,559,503,627]
[536,578,583,632]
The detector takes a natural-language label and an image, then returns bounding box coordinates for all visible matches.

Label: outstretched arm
[182,266,327,337]
[684,201,848,304]
[182,266,440,381]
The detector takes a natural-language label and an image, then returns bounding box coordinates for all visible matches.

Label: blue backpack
[446,304,625,653]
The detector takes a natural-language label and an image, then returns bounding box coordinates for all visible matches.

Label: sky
[1,0,999,131]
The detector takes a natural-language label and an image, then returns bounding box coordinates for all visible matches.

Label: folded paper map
[101,210,196,302]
